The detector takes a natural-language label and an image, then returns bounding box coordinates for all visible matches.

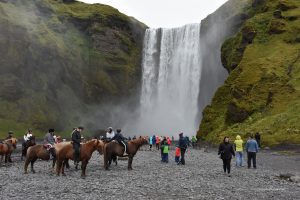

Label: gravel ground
[0,147,299,200]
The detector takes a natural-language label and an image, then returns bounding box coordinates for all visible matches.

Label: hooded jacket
[234,135,244,152]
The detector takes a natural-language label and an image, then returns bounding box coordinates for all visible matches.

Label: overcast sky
[79,0,228,28]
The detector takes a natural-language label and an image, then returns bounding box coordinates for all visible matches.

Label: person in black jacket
[255,132,261,148]
[218,137,235,176]
[111,129,128,155]
[72,126,83,168]
[178,133,188,165]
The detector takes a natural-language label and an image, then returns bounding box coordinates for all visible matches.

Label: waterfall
[135,23,202,136]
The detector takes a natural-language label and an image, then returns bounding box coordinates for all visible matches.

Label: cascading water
[134,23,202,136]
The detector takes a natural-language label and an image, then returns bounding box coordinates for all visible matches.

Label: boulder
[290,176,300,183]
[268,19,287,34]
[252,0,265,7]
[277,0,297,11]
[242,26,257,44]
[226,102,250,123]
[273,10,283,19]
[279,173,294,180]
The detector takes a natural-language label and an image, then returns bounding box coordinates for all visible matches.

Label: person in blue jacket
[245,135,259,169]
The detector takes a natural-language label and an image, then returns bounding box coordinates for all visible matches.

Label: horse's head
[96,140,105,155]
[28,136,36,145]
[5,138,18,148]
[140,136,149,145]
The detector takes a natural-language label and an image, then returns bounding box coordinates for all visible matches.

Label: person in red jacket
[156,136,160,150]
[175,146,180,163]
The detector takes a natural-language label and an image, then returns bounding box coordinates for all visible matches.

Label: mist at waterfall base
[122,24,202,137]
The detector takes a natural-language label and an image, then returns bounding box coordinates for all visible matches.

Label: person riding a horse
[5,131,14,140]
[72,126,83,169]
[111,129,128,155]
[106,127,115,140]
[43,129,56,159]
[24,128,33,141]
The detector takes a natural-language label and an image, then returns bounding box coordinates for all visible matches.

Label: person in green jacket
[161,139,169,163]
[191,136,197,148]
[234,135,244,167]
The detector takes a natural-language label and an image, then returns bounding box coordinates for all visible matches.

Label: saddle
[112,140,128,154]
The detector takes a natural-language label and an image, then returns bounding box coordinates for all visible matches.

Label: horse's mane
[129,137,145,146]
[83,139,98,146]
[4,138,18,145]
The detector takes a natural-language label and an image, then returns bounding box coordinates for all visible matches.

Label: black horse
[21,136,36,160]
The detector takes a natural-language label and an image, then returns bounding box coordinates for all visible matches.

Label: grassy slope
[198,0,300,147]
[0,0,146,138]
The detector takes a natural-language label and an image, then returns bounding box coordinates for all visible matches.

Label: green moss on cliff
[198,0,300,146]
[0,0,146,138]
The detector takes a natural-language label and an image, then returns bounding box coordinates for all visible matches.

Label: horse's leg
[56,158,63,176]
[113,155,118,166]
[31,157,37,173]
[65,159,70,169]
[81,160,88,178]
[52,157,56,173]
[104,152,109,170]
[61,159,68,176]
[128,155,133,170]
[21,147,26,161]
[9,153,12,163]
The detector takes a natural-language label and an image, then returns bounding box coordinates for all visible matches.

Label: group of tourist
[218,133,261,177]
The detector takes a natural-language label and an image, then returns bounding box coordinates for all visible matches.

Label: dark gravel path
[0,148,299,200]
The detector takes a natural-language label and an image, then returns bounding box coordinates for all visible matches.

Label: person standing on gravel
[255,132,261,148]
[246,135,259,169]
[234,135,244,167]
[149,135,153,150]
[218,137,235,176]
[72,126,83,169]
[178,133,188,165]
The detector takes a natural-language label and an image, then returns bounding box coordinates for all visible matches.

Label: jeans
[235,151,243,167]
[247,152,257,168]
[162,153,168,163]
[175,156,180,163]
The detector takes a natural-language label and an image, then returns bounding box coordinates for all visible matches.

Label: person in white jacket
[24,128,33,141]
[106,127,115,139]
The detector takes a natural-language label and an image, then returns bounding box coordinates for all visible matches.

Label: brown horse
[24,141,81,174]
[103,137,148,170]
[24,144,56,174]
[56,139,104,178]
[21,136,36,160]
[0,138,18,164]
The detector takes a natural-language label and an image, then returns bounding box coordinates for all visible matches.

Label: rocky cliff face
[197,0,248,123]
[198,0,300,146]
[0,0,146,136]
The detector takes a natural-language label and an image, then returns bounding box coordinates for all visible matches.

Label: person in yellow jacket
[234,135,244,167]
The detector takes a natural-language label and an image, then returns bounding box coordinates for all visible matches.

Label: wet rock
[279,173,294,180]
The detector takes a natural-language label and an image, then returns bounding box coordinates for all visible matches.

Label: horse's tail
[26,146,33,158]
